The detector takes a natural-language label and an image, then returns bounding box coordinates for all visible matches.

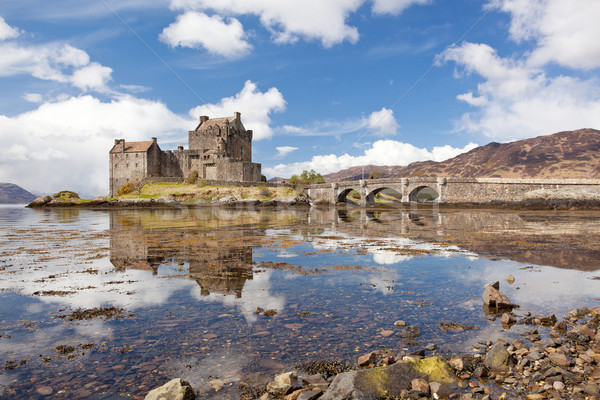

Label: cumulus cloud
[438,41,600,140]
[0,95,193,196]
[275,146,298,158]
[0,17,20,40]
[489,0,600,70]
[367,107,399,135]
[71,62,113,92]
[159,11,251,58]
[264,140,477,178]
[23,93,43,103]
[0,42,113,92]
[189,80,286,140]
[169,0,363,47]
[372,0,432,15]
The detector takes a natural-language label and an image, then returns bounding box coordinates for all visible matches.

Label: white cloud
[456,92,488,107]
[189,80,286,140]
[372,0,432,15]
[264,140,477,178]
[367,107,399,135]
[438,41,600,140]
[71,62,113,92]
[490,0,600,70]
[0,95,193,196]
[169,0,363,47]
[0,17,20,40]
[275,146,298,158]
[0,42,113,92]
[23,93,43,103]
[159,11,251,58]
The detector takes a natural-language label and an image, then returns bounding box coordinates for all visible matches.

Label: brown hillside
[324,129,600,181]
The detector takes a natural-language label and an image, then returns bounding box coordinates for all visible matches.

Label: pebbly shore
[145,282,600,400]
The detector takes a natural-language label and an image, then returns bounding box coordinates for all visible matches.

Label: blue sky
[1,0,600,197]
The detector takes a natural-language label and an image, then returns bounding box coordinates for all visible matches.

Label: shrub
[260,175,267,182]
[258,186,272,198]
[185,169,199,184]
[118,182,135,196]
[289,169,325,185]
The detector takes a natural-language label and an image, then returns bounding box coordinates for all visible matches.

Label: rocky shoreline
[145,282,600,400]
[26,191,600,210]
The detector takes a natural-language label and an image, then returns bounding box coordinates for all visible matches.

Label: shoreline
[26,196,600,210]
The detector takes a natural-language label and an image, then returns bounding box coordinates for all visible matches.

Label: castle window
[126,154,129,159]
[135,163,138,168]
[126,163,129,168]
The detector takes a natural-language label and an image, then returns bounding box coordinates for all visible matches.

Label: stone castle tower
[109,112,261,196]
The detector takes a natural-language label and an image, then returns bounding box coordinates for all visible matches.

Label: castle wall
[110,150,147,196]
[110,113,261,196]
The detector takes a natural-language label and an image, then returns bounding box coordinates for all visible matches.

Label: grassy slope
[117,183,299,202]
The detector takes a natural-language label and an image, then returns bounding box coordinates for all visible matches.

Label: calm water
[1,204,600,399]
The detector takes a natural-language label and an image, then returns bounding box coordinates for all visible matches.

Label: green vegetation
[289,169,325,185]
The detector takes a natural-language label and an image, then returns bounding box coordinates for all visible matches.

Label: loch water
[1,204,600,399]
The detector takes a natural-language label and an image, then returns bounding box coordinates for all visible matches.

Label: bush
[289,169,325,185]
[260,175,267,182]
[185,169,199,184]
[258,186,272,198]
[118,182,135,196]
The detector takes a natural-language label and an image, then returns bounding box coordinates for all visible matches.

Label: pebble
[36,386,53,396]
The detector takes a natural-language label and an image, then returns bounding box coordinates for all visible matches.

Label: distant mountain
[0,183,38,204]
[325,128,600,182]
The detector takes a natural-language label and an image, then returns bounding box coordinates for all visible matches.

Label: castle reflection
[109,205,600,298]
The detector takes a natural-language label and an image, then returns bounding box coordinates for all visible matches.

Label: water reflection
[1,205,600,399]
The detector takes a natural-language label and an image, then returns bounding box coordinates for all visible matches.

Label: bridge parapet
[307,177,600,205]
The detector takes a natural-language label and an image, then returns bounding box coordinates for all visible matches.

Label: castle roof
[195,113,246,131]
[110,141,154,153]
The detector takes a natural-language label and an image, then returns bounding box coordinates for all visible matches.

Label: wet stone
[36,386,53,396]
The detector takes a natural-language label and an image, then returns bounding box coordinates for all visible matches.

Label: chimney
[151,137,157,144]
[115,139,125,152]
[200,116,209,124]
[235,112,241,130]
[178,144,183,151]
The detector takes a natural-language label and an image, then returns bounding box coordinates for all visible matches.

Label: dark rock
[484,342,510,371]
[482,281,514,309]
[501,313,516,327]
[398,325,421,339]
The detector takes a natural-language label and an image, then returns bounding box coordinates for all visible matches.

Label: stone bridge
[306,177,600,206]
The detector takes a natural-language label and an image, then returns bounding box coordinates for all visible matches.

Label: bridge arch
[365,187,403,206]
[408,185,439,202]
[337,188,361,204]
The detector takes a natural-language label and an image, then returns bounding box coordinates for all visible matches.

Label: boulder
[482,281,514,309]
[144,378,195,400]
[358,351,377,367]
[321,357,455,400]
[267,371,302,396]
[484,342,510,371]
[398,325,421,339]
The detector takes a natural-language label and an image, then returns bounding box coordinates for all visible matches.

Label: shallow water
[0,204,599,399]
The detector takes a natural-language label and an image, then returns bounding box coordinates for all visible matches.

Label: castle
[109,112,261,196]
